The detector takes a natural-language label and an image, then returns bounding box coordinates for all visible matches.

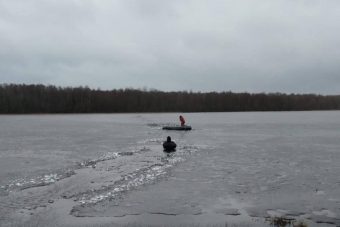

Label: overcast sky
[1,0,340,94]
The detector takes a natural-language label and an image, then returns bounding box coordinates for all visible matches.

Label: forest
[0,84,340,113]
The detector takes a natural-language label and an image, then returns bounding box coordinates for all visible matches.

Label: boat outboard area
[163,136,177,152]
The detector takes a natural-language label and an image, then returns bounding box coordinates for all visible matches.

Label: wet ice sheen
[0,112,340,226]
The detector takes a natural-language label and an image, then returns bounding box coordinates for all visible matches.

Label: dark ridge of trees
[0,84,340,114]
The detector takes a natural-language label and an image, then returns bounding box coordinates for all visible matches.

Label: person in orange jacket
[179,115,185,126]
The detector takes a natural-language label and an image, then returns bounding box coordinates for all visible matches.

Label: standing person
[179,115,185,126]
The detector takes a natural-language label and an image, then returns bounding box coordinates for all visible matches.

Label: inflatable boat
[162,125,192,131]
[163,141,177,152]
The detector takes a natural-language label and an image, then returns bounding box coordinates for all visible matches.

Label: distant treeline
[0,84,340,113]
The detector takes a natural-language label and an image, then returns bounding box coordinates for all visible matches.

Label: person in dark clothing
[163,136,177,152]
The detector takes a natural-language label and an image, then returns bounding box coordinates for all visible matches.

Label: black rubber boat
[162,125,192,131]
[163,136,177,152]
[163,141,177,152]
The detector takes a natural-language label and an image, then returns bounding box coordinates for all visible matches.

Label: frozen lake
[0,112,340,226]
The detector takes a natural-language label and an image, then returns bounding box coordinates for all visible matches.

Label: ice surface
[0,112,340,226]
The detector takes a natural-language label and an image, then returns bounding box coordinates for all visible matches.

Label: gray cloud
[1,0,340,94]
